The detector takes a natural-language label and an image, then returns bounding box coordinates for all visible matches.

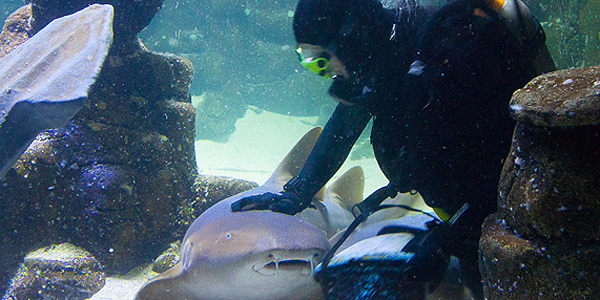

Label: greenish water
[136,0,600,141]
[0,0,23,23]
[529,0,600,68]
[0,1,598,298]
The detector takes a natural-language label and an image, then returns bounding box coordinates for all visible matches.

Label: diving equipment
[296,43,349,79]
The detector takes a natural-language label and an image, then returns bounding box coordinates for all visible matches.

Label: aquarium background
[1,0,597,144]
[135,0,600,141]
[0,0,598,298]
[0,0,19,21]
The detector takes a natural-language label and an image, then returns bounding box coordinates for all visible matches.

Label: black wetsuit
[233,0,550,297]
[291,0,543,245]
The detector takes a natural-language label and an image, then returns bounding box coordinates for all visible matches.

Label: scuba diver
[232,0,555,298]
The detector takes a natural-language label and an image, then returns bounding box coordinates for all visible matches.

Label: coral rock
[2,243,105,300]
[480,215,600,299]
[481,66,600,299]
[0,4,113,178]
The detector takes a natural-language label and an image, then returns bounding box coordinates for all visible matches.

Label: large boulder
[0,0,263,294]
[0,4,114,179]
[2,243,105,300]
[0,46,198,277]
[480,65,600,299]
[0,1,196,288]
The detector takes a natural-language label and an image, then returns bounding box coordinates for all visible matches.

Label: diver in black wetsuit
[232,0,555,298]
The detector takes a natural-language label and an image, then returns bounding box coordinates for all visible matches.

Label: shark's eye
[225,233,232,240]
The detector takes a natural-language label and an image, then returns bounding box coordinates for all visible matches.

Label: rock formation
[0,4,113,178]
[0,0,257,293]
[480,65,600,299]
[2,243,105,300]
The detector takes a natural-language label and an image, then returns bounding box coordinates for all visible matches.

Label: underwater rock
[0,49,197,284]
[2,243,105,300]
[30,0,163,49]
[509,65,600,127]
[480,65,600,299]
[0,4,113,179]
[480,215,600,299]
[192,174,259,209]
[0,5,33,58]
[0,2,196,290]
[501,66,600,240]
[151,241,181,274]
[195,91,248,142]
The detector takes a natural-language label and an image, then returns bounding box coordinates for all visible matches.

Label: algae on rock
[480,65,600,299]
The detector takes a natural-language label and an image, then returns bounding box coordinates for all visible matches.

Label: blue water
[0,0,23,23]
[137,0,600,142]
[0,0,598,298]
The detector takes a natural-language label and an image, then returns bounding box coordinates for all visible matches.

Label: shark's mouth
[252,253,319,277]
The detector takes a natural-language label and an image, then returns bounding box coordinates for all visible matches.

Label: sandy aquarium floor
[195,107,389,195]
[91,107,392,299]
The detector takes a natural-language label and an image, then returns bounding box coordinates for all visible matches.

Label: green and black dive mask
[296,43,349,80]
[296,43,379,106]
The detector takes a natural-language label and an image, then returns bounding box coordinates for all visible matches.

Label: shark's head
[136,126,330,300]
[180,211,329,299]
[136,210,328,300]
[136,127,335,300]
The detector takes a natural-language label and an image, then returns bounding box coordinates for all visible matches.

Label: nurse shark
[135,127,365,300]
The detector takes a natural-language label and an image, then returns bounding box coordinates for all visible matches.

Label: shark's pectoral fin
[135,264,197,300]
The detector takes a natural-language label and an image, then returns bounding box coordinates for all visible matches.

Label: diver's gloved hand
[230,191,308,215]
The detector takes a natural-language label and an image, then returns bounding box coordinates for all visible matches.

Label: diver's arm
[286,102,372,199]
[231,102,371,214]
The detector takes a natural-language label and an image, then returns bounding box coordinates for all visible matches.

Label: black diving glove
[231,176,315,215]
[230,191,306,215]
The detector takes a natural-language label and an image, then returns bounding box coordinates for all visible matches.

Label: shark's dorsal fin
[325,166,365,212]
[264,127,322,188]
